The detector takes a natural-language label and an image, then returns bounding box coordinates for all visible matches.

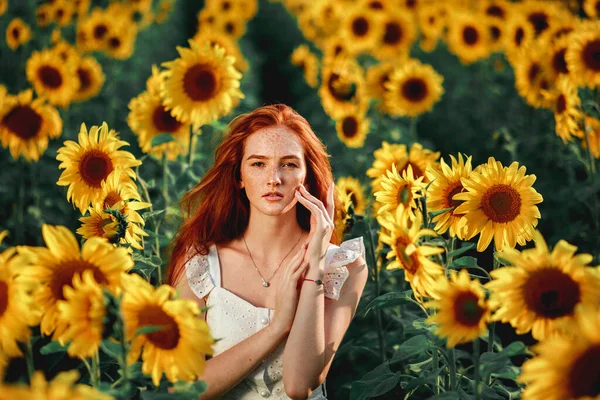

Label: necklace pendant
[263,281,270,287]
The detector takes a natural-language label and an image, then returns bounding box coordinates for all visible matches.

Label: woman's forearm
[198,324,288,400]
[282,257,326,399]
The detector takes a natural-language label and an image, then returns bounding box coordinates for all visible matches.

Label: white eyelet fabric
[185,237,365,399]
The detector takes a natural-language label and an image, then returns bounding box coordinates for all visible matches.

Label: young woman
[167,104,368,399]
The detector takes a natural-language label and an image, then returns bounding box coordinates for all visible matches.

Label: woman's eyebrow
[246,154,302,160]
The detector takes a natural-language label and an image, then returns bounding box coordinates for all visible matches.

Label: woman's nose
[268,166,281,186]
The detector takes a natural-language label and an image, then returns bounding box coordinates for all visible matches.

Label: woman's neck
[241,210,306,260]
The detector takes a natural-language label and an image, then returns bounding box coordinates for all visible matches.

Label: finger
[280,195,299,214]
[327,182,335,222]
[291,262,310,277]
[299,185,333,227]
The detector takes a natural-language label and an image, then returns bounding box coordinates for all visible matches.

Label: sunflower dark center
[554,27,573,40]
[342,116,359,138]
[368,0,384,9]
[78,150,114,188]
[380,73,390,91]
[596,1,600,15]
[333,44,344,56]
[103,191,122,209]
[225,22,234,34]
[222,1,231,11]
[446,182,464,213]
[522,268,581,318]
[0,282,8,318]
[568,345,600,398]
[108,37,121,49]
[38,66,63,89]
[152,105,182,133]
[463,26,479,46]
[137,305,181,350]
[383,22,403,45]
[400,162,423,179]
[50,261,108,301]
[328,73,356,101]
[428,16,435,25]
[552,48,568,75]
[11,27,20,40]
[453,291,485,327]
[480,184,521,223]
[490,26,501,41]
[352,17,369,37]
[401,78,428,102]
[406,0,416,8]
[397,184,411,206]
[77,67,92,91]
[528,63,541,83]
[556,94,567,114]
[582,39,600,72]
[393,236,419,275]
[93,24,108,40]
[515,27,525,46]
[527,12,549,36]
[486,5,505,19]
[2,106,42,140]
[183,64,221,101]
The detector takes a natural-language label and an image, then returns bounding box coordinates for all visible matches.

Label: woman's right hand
[271,243,310,335]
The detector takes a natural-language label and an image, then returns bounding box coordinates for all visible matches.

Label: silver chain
[242,232,304,288]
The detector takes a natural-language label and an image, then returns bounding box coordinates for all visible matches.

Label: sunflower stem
[365,216,386,363]
[473,339,481,400]
[408,116,418,142]
[489,244,500,356]
[162,152,170,205]
[25,337,35,383]
[450,348,457,391]
[432,312,440,395]
[188,126,196,166]
[582,116,597,176]
[446,236,456,267]
[91,350,100,387]
[119,317,130,387]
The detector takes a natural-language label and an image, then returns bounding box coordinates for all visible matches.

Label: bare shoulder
[345,255,369,291]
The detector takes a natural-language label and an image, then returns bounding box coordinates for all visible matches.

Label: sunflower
[17,225,132,338]
[377,208,444,300]
[446,12,491,65]
[566,21,600,89]
[584,0,600,18]
[121,273,215,386]
[0,89,63,162]
[504,14,535,67]
[383,59,444,117]
[547,76,583,143]
[0,0,6,16]
[55,270,105,359]
[155,0,175,24]
[546,35,570,80]
[583,114,600,159]
[291,44,319,88]
[486,231,600,341]
[52,40,80,65]
[486,17,505,53]
[161,40,244,131]
[72,56,105,102]
[78,173,151,250]
[366,61,395,111]
[419,34,439,53]
[367,141,440,194]
[454,158,543,252]
[521,1,563,39]
[312,0,343,40]
[81,8,111,52]
[513,43,555,109]
[320,36,351,63]
[334,189,354,241]
[478,0,511,21]
[425,153,473,239]
[425,269,491,348]
[0,370,114,399]
[335,110,370,148]
[216,16,247,39]
[128,67,192,160]
[417,3,446,40]
[519,305,600,400]
[193,29,249,73]
[6,18,32,51]
[341,7,381,55]
[104,21,137,60]
[375,164,425,219]
[0,246,40,357]
[318,57,368,120]
[336,176,368,215]
[56,122,142,214]
[26,49,78,108]
[371,9,416,61]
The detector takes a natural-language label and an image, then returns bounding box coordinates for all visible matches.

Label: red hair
[166,104,343,286]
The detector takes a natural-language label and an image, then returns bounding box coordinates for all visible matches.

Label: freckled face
[240,125,307,215]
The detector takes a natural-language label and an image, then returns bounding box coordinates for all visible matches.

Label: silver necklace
[242,233,303,288]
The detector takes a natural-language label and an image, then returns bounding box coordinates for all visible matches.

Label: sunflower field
[0,0,600,398]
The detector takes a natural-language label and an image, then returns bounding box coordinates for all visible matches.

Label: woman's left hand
[294,182,335,266]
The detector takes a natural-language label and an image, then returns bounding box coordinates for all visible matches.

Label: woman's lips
[263,195,283,201]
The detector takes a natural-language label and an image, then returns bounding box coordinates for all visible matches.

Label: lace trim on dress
[185,251,215,300]
[323,236,365,301]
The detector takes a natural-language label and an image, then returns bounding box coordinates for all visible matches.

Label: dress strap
[208,243,222,288]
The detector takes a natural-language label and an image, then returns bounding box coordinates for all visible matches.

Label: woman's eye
[251,162,264,167]
[284,163,298,168]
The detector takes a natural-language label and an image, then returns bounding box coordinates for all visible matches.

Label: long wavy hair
[166,104,343,286]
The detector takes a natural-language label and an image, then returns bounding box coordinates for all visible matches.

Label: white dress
[185,237,365,399]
